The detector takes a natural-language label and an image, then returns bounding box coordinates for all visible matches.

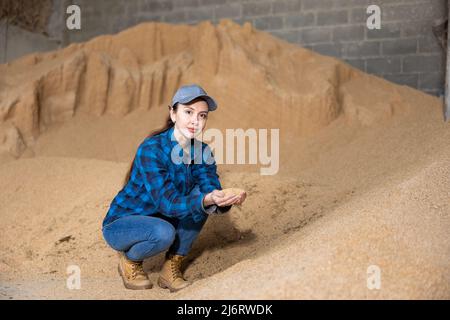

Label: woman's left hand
[233,191,247,206]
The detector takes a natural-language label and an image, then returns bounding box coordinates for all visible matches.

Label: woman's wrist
[203,192,214,207]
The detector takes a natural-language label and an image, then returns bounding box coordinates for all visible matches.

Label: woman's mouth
[187,128,195,133]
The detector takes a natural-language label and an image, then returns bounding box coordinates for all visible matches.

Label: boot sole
[118,265,153,290]
[157,276,191,293]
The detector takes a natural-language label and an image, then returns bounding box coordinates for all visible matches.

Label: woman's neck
[173,127,192,163]
[173,126,190,148]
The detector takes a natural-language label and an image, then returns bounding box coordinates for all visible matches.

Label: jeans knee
[152,223,176,250]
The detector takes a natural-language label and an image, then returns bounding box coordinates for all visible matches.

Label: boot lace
[170,256,183,279]
[130,261,145,278]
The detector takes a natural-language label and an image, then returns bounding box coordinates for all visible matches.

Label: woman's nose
[191,116,199,125]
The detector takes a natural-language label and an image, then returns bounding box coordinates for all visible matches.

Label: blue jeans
[102,212,208,262]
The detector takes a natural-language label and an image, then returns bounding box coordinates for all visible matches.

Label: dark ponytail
[122,105,177,187]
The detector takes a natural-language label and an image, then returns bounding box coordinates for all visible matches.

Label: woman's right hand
[204,190,240,207]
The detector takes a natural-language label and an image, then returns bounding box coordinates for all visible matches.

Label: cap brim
[177,94,217,111]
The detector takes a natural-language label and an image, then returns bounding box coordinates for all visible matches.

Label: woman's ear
[169,107,176,123]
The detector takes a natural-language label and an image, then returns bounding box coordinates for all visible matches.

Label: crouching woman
[101,84,246,292]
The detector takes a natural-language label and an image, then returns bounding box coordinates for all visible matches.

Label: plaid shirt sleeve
[135,141,207,223]
[192,144,232,215]
[191,144,222,194]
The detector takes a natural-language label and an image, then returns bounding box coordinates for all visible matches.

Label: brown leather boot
[157,253,191,292]
[118,252,153,290]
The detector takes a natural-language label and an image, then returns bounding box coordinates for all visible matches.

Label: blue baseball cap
[170,84,218,111]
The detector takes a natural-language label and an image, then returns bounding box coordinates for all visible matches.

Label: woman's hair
[122,104,178,187]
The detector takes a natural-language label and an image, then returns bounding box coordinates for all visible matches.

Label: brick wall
[24,0,450,96]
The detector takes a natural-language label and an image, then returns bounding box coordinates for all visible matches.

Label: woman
[102,84,246,291]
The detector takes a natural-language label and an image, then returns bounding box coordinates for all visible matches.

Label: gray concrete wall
[0,22,59,63]
[1,0,447,96]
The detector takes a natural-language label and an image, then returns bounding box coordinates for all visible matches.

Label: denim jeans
[102,212,208,262]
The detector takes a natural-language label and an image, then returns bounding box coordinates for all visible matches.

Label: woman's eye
[200,114,207,119]
[185,110,191,115]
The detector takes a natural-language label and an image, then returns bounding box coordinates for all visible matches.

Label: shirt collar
[165,126,201,163]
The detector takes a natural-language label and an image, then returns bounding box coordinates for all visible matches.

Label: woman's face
[171,100,209,139]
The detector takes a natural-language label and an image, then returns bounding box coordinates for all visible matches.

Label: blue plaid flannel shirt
[102,127,229,227]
